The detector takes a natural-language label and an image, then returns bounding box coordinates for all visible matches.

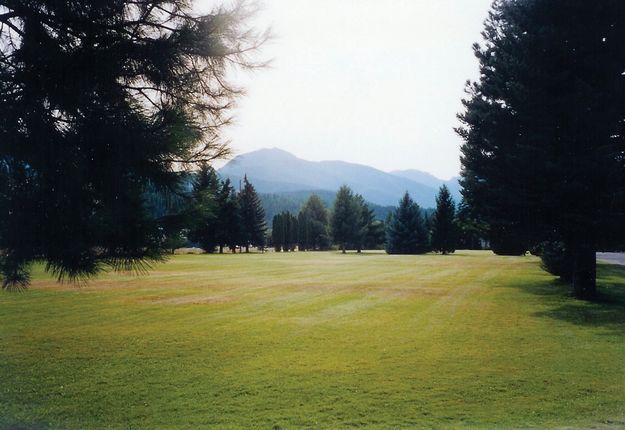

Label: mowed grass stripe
[1,251,624,429]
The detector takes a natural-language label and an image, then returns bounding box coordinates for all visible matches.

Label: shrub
[490,236,527,256]
[539,241,573,282]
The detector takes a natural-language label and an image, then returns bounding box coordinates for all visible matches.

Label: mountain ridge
[219,148,461,208]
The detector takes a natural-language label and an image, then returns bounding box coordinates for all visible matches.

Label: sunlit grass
[1,251,624,428]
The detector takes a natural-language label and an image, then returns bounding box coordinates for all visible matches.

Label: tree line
[270,184,479,255]
[152,172,481,256]
[271,189,385,253]
[385,185,479,255]
[155,165,267,254]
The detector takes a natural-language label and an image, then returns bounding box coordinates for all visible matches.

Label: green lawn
[1,251,624,429]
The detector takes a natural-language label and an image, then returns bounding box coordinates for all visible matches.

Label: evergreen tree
[238,175,266,253]
[365,220,386,250]
[386,193,429,255]
[216,179,240,254]
[296,194,332,251]
[457,0,625,298]
[489,226,528,257]
[331,186,361,253]
[271,211,298,252]
[354,194,375,253]
[188,164,220,253]
[300,194,331,250]
[282,212,293,252]
[272,214,285,252]
[430,185,457,254]
[297,211,311,251]
[537,241,573,282]
[289,213,299,251]
[278,211,297,252]
[423,212,432,245]
[162,231,187,255]
[143,178,191,254]
[455,197,485,250]
[0,1,264,288]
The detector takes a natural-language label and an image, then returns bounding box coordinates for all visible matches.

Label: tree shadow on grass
[510,263,625,335]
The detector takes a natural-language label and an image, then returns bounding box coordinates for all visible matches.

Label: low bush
[539,241,573,282]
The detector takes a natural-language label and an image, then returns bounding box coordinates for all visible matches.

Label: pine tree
[365,220,386,250]
[331,186,361,253]
[455,197,485,250]
[457,0,625,298]
[216,179,240,254]
[431,185,457,254]
[297,211,310,251]
[270,211,299,252]
[299,194,330,251]
[289,213,299,251]
[423,212,432,245]
[272,214,285,252]
[238,175,266,253]
[353,194,373,253]
[275,211,298,252]
[0,1,265,288]
[386,193,429,255]
[187,164,220,253]
[280,213,288,252]
[143,179,191,254]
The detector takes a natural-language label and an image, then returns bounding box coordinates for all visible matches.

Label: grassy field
[1,251,624,429]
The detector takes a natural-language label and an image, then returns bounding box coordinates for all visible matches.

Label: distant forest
[259,190,411,224]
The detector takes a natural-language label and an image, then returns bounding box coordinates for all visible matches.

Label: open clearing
[1,251,625,429]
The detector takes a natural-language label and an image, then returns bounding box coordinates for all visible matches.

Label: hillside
[390,169,462,200]
[258,190,395,224]
[219,148,460,208]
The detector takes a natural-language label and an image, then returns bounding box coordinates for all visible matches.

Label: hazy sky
[199,0,493,179]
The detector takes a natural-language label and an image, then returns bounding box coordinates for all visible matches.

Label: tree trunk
[571,245,596,300]
[219,245,223,254]
[245,244,249,253]
[341,244,346,254]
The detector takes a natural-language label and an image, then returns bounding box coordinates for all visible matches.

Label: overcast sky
[198,0,493,179]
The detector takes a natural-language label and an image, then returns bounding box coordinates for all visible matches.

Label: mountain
[219,148,461,208]
[390,169,462,202]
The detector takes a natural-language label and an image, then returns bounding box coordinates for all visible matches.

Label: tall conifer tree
[455,197,484,250]
[431,185,457,254]
[238,175,266,253]
[385,193,429,255]
[331,186,361,253]
[0,1,265,288]
[365,220,387,250]
[298,194,330,251]
[458,0,625,298]
[279,211,298,252]
[272,214,285,252]
[354,194,374,253]
[297,211,310,251]
[188,164,220,253]
[215,179,240,254]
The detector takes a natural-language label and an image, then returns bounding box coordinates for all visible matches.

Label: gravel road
[596,252,625,266]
